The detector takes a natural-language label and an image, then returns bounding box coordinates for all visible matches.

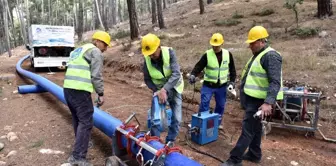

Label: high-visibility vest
[242,47,283,100]
[145,46,184,94]
[63,43,96,93]
[204,48,230,85]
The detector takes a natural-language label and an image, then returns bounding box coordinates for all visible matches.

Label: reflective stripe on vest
[242,47,283,100]
[204,48,230,85]
[63,43,96,93]
[144,46,184,94]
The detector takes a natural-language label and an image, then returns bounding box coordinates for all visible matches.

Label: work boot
[74,160,93,166]
[67,155,77,163]
[242,154,261,163]
[67,155,93,166]
[219,159,242,166]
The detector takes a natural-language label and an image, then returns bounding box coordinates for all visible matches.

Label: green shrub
[112,29,130,39]
[252,8,274,16]
[232,11,244,19]
[215,19,241,26]
[294,27,319,38]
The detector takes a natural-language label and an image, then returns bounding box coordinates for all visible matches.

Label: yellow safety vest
[144,46,184,94]
[204,48,230,85]
[242,47,283,100]
[63,43,96,93]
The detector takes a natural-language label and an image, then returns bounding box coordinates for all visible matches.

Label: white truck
[26,24,75,69]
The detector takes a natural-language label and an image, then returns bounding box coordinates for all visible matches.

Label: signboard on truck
[29,25,75,47]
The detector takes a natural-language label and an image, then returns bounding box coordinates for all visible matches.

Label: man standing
[221,26,283,166]
[189,33,236,129]
[63,31,111,166]
[142,33,184,144]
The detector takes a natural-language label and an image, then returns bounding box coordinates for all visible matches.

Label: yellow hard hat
[245,26,269,44]
[141,33,160,56]
[92,31,111,46]
[210,33,224,46]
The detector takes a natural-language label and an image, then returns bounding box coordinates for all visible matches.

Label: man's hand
[157,88,168,104]
[189,75,196,84]
[97,96,104,107]
[259,103,272,119]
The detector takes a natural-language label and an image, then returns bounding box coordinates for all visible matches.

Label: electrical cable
[184,131,224,163]
[182,83,224,163]
[183,83,196,125]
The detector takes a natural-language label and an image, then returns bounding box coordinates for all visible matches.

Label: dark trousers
[229,91,264,163]
[64,88,94,160]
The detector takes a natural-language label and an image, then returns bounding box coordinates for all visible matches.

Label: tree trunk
[41,0,44,23]
[317,0,333,18]
[101,0,108,31]
[48,0,51,24]
[16,0,27,45]
[157,0,165,28]
[126,0,139,40]
[111,0,117,25]
[151,0,157,24]
[25,0,30,34]
[95,0,106,30]
[138,0,144,15]
[77,1,83,41]
[83,0,87,31]
[163,0,166,9]
[123,0,128,21]
[94,0,100,29]
[207,0,212,4]
[92,1,95,30]
[8,5,17,47]
[199,0,204,14]
[73,0,78,33]
[118,0,122,22]
[3,0,12,57]
[147,0,151,13]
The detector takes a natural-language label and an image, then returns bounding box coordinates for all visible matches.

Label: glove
[95,95,104,107]
[227,82,237,97]
[227,84,234,91]
[227,82,235,90]
[189,75,196,84]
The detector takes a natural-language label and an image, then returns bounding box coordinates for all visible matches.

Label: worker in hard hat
[142,33,184,143]
[63,31,111,166]
[189,33,236,129]
[221,26,283,166]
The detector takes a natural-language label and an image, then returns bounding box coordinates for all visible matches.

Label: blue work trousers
[199,84,227,124]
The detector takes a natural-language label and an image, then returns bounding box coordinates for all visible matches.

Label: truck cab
[26,25,75,69]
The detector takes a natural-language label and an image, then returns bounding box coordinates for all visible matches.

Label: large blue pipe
[16,55,202,166]
[18,85,47,94]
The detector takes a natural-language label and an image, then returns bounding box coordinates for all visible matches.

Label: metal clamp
[136,147,144,166]
[144,158,154,166]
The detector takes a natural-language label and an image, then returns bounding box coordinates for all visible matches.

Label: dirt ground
[1,0,336,166]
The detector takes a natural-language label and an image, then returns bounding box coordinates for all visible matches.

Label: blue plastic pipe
[18,85,47,94]
[16,55,202,166]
